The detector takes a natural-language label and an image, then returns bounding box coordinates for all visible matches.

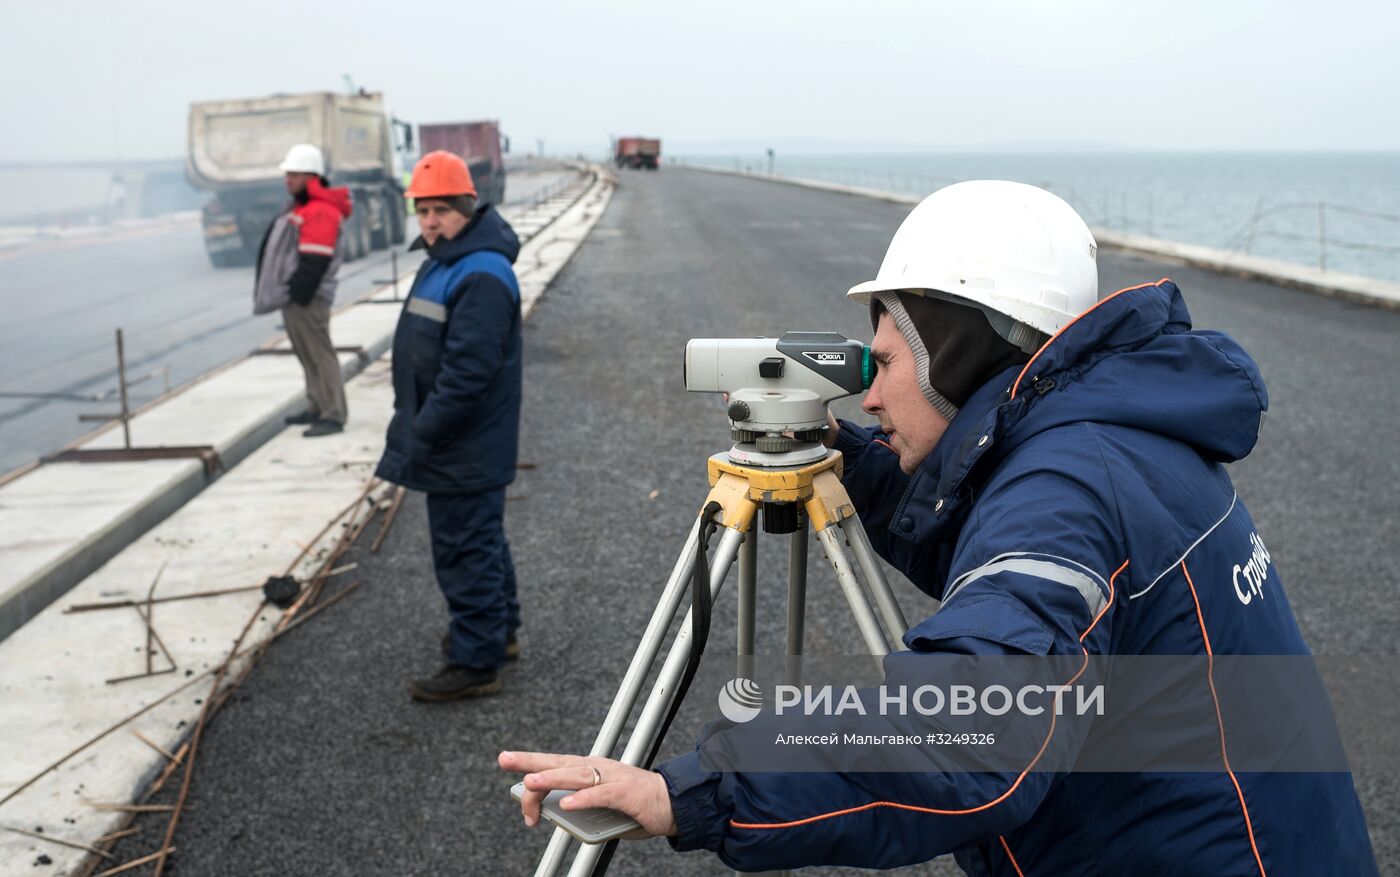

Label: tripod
[532,448,910,877]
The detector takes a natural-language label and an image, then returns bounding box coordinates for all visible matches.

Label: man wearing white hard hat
[502,181,1376,875]
[254,143,353,437]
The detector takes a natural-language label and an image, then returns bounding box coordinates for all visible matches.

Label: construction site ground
[3,167,1397,875]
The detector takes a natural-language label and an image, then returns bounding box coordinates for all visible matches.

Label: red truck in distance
[614,137,661,170]
[418,120,508,206]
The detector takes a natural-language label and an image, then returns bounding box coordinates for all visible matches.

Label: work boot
[284,410,318,425]
[409,665,501,702]
[303,420,344,438]
[442,630,519,661]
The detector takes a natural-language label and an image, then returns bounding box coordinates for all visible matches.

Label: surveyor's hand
[498,751,678,838]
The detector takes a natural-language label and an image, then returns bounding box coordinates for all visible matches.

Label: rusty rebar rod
[276,581,361,638]
[104,666,176,686]
[94,847,176,877]
[150,597,267,877]
[115,329,132,450]
[370,486,407,553]
[130,729,180,764]
[133,604,176,670]
[67,584,264,613]
[92,827,142,844]
[280,479,378,577]
[144,563,166,675]
[1,826,114,860]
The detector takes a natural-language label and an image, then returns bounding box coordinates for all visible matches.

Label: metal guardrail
[509,170,590,215]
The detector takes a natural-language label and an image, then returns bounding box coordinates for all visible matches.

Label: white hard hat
[279,143,325,176]
[848,180,1098,348]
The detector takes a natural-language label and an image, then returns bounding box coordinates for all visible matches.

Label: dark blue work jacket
[659,280,1377,876]
[376,206,522,495]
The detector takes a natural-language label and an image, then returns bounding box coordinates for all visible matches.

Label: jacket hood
[305,176,352,217]
[913,279,1269,541]
[1002,278,1268,463]
[413,205,520,265]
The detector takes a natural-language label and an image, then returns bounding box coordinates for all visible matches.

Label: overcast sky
[3,0,1398,162]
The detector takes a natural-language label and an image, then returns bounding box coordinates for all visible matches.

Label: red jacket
[254,178,352,313]
[290,177,352,257]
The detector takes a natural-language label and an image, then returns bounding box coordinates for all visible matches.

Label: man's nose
[862,383,881,416]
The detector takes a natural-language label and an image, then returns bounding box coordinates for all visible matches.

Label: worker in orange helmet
[374,150,525,701]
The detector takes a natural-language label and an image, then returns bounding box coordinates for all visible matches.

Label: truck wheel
[208,249,239,268]
[389,201,406,244]
[356,207,372,257]
[345,208,369,260]
[369,194,391,250]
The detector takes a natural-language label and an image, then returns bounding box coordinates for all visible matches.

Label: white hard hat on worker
[279,143,326,177]
[848,180,1099,352]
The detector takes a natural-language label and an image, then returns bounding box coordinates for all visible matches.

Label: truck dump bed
[187,92,392,186]
[417,120,506,206]
[614,137,661,170]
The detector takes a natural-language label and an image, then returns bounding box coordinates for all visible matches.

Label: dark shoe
[442,630,519,661]
[284,410,319,425]
[303,420,344,438]
[409,665,501,702]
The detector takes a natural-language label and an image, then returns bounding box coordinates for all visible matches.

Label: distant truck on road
[417,120,508,208]
[187,90,409,267]
[615,137,661,170]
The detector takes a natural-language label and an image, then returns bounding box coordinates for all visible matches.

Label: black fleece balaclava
[872,291,1034,421]
[447,195,478,218]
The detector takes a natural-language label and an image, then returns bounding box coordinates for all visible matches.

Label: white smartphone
[509,781,641,844]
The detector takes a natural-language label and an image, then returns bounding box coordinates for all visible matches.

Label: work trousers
[282,298,347,424]
[426,487,520,671]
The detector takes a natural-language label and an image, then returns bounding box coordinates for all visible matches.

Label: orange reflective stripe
[1079,558,1128,643]
[1181,561,1269,877]
[728,561,1130,832]
[1009,278,1173,400]
[1000,836,1028,877]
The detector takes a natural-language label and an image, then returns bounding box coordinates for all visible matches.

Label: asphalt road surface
[107,167,1399,875]
[0,164,576,474]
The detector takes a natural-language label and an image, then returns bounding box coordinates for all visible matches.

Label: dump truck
[417,120,508,207]
[187,91,410,267]
[614,137,661,170]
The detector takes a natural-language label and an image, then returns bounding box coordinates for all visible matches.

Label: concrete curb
[679,164,1400,311]
[0,167,609,642]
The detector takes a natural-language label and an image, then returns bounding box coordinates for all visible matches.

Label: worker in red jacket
[254,143,353,437]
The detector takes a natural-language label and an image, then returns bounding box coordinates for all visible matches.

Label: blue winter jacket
[658,279,1377,875]
[375,206,522,495]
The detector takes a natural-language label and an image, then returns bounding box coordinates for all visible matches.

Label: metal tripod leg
[562,525,748,877]
[533,515,707,877]
[841,514,909,647]
[785,520,807,686]
[813,524,891,655]
[737,519,756,680]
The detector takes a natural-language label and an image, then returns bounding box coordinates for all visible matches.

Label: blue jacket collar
[410,205,521,266]
[890,279,1268,549]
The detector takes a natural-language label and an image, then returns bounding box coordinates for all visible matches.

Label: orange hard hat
[404,150,477,199]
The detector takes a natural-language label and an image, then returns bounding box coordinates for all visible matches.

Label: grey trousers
[282,298,347,424]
